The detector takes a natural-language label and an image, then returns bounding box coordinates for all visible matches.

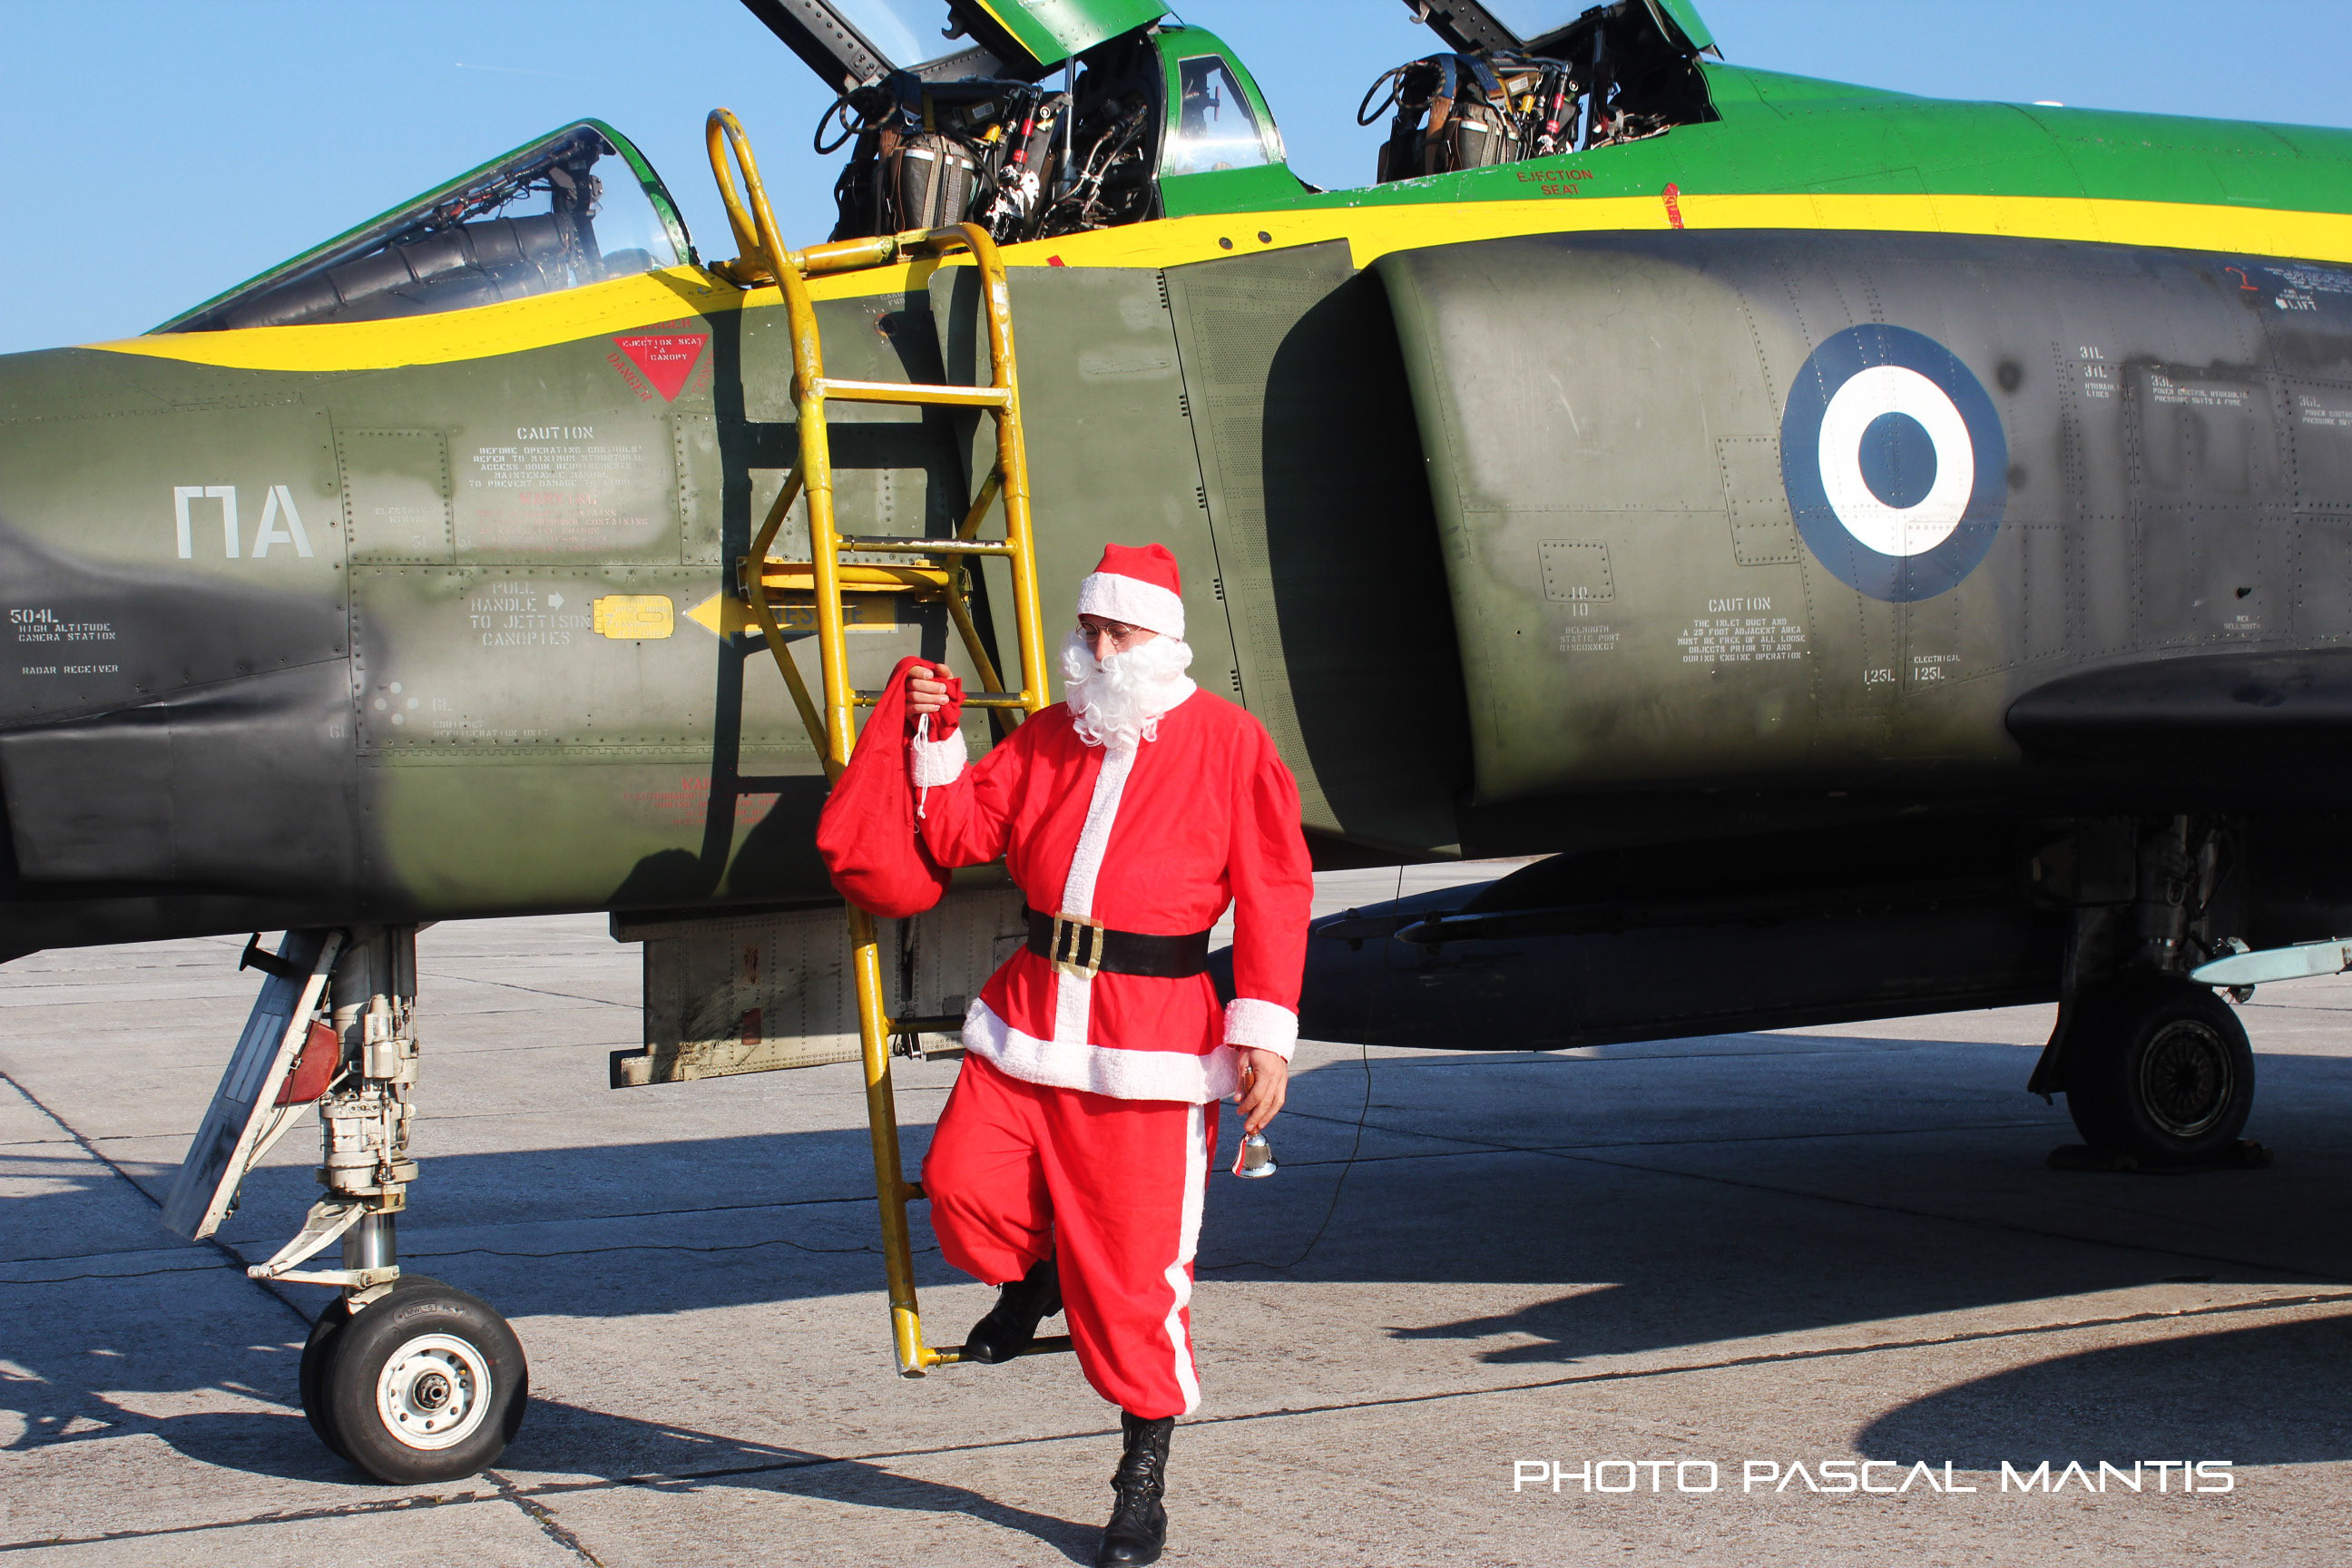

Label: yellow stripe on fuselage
[89,192,2352,375]
[88,266,748,375]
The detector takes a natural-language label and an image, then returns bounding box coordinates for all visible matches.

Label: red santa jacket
[910,680,1314,1103]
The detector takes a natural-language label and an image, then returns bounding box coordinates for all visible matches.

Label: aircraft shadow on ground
[1855,1314,2352,1467]
[31,1047,2352,1342]
[10,1046,2352,1490]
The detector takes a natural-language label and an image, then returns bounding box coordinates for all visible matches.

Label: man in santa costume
[897,541,1312,1568]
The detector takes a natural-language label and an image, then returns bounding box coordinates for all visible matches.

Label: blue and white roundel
[1780,324,2007,603]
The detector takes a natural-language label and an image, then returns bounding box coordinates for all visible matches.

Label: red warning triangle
[613,331,708,401]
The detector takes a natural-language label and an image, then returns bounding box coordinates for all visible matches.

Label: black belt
[1024,906,1213,979]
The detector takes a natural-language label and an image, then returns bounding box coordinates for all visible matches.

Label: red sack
[817,657,964,918]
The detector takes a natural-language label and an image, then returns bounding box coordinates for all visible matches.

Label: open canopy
[738,0,1172,89]
[1411,0,1719,60]
[741,1,1717,95]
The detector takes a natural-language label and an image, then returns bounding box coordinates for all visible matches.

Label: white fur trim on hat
[1220,997,1298,1061]
[1078,572,1186,639]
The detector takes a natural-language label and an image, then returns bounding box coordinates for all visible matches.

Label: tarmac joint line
[488,1468,606,1566]
[9,1287,2348,1553]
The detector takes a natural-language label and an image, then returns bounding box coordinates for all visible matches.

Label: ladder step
[819,377,1009,409]
[840,537,1014,556]
[939,1334,1073,1364]
[752,563,955,593]
[853,689,1028,706]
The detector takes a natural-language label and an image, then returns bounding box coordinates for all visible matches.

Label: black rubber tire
[299,1298,357,1460]
[2064,976,2255,1166]
[318,1277,527,1484]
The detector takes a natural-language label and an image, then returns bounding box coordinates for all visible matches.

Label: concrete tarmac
[5,865,2351,1564]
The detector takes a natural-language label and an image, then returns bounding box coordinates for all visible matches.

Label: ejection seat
[742,0,1304,244]
[1357,0,1721,183]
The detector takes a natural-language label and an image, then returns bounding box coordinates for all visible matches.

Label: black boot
[1095,1411,1172,1567]
[963,1258,1060,1364]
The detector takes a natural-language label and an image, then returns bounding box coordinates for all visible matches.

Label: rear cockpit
[1364,1,1719,181]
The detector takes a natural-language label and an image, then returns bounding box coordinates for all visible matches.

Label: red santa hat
[1076,542,1185,640]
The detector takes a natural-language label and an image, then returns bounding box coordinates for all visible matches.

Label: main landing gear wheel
[303,1276,528,1483]
[2063,976,2255,1168]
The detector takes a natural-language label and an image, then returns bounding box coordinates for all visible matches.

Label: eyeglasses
[1076,617,1150,650]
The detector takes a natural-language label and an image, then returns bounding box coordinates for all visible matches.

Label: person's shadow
[14,1377,1101,1562]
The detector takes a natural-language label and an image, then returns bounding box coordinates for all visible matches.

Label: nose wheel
[299,1276,528,1483]
[299,1297,358,1460]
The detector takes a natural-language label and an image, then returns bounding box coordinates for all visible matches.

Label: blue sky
[5,1,2352,355]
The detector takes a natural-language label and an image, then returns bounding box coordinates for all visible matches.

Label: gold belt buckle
[1050,911,1106,979]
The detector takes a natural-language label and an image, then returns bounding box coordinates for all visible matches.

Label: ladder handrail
[706,113,1058,1377]
[705,108,785,286]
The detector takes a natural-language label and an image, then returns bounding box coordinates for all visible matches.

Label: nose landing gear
[168,925,528,1482]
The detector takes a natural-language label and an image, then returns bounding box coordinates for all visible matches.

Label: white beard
[1062,631,1195,749]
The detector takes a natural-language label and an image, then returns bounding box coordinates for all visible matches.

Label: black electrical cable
[1202,863,1399,1273]
[1201,1038,1369,1274]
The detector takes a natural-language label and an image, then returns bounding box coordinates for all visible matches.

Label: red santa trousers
[923,1052,1218,1418]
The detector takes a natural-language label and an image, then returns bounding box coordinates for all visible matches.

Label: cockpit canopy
[744,0,1715,246]
[152,2,1722,333]
[156,122,691,333]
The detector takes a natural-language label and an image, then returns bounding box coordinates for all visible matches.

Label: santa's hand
[1235,1048,1289,1135]
[907,666,952,717]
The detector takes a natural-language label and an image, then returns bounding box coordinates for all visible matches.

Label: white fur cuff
[1078,572,1186,639]
[911,730,967,788]
[1221,997,1298,1060]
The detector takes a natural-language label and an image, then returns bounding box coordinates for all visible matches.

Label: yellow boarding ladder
[707,110,1059,1375]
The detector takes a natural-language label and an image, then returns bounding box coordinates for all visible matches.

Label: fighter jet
[5,0,2349,1480]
